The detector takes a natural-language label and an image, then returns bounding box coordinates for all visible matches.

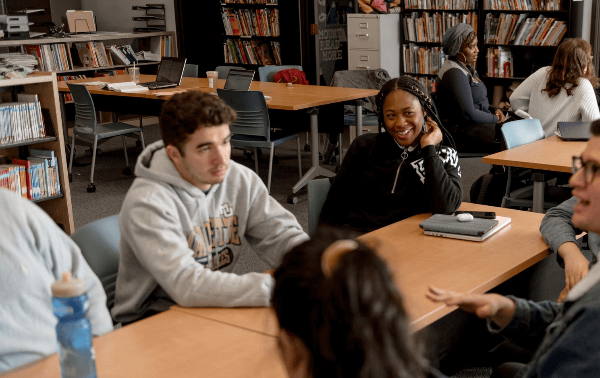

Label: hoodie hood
[135,140,218,197]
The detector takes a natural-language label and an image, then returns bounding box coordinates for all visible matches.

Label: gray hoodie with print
[111,140,309,324]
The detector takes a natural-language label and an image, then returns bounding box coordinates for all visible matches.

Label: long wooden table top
[482,136,585,173]
[1,310,286,378]
[56,74,379,111]
[172,203,549,335]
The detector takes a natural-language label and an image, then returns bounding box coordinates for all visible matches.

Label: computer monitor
[223,69,255,91]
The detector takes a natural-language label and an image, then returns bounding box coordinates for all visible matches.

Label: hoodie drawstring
[391,150,409,193]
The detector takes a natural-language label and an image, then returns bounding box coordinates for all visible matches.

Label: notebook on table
[556,122,593,141]
[419,214,511,242]
[139,57,187,90]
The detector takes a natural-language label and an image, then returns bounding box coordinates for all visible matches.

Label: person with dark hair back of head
[112,91,309,325]
[272,228,446,378]
[435,23,505,153]
[510,38,600,138]
[428,119,600,378]
[319,76,462,233]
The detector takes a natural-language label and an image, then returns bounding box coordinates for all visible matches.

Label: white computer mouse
[457,213,474,222]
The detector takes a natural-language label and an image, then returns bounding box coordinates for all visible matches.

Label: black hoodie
[319,132,462,233]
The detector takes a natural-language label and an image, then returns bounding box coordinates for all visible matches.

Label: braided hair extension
[375,76,456,150]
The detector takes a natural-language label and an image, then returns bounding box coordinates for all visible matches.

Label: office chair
[257,65,303,82]
[500,119,571,210]
[307,178,331,236]
[182,63,199,78]
[67,83,145,193]
[217,89,302,193]
[70,214,120,312]
[215,65,244,79]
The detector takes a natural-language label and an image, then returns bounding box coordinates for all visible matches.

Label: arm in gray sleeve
[540,196,583,266]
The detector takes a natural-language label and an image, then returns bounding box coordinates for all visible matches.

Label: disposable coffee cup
[128,67,140,84]
[207,71,218,88]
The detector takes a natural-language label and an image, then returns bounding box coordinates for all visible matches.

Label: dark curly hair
[272,227,429,378]
[376,76,455,149]
[159,91,236,154]
[543,38,600,98]
[460,31,477,50]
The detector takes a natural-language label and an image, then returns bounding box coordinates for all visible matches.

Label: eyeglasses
[572,156,600,185]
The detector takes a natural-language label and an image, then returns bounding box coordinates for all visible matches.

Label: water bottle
[51,272,97,378]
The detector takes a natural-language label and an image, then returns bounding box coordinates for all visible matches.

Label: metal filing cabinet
[347,14,400,78]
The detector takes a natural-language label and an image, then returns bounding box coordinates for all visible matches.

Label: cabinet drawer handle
[359,23,368,28]
[356,33,369,37]
[357,66,370,69]
[360,56,369,61]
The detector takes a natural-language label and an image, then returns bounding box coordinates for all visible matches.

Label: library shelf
[0,137,58,150]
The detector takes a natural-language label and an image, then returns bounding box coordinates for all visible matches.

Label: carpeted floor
[68,118,493,378]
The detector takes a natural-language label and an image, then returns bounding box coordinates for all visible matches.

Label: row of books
[484,13,566,46]
[0,96,46,145]
[412,76,436,95]
[221,8,279,37]
[224,39,281,65]
[403,11,478,43]
[403,0,477,9]
[152,35,172,57]
[484,0,562,10]
[486,46,514,77]
[0,149,61,200]
[222,0,277,3]
[24,44,72,72]
[57,75,87,102]
[106,45,138,65]
[75,41,112,68]
[403,44,446,75]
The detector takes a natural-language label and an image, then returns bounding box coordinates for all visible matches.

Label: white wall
[581,0,592,42]
[81,0,176,33]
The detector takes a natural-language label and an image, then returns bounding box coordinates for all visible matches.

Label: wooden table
[1,310,287,378]
[482,136,585,212]
[171,203,549,334]
[58,75,379,198]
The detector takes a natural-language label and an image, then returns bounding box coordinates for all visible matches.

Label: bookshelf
[1,31,176,76]
[177,1,302,77]
[400,1,478,93]
[0,72,74,234]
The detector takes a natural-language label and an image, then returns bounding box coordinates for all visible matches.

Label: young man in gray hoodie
[111,91,309,324]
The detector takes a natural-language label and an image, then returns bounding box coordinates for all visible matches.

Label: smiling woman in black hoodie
[319,76,462,233]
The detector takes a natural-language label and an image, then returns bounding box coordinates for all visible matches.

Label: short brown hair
[159,91,236,153]
[543,38,600,98]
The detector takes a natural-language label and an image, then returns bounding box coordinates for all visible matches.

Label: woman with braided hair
[319,76,462,233]
[436,23,504,153]
[272,229,447,378]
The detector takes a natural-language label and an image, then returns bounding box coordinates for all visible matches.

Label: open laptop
[556,121,593,141]
[223,69,255,90]
[139,57,187,90]
[420,214,512,242]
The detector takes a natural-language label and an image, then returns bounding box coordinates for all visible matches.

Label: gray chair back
[183,63,199,78]
[258,65,303,82]
[215,65,245,79]
[307,178,331,236]
[217,89,271,140]
[68,83,98,134]
[70,214,120,311]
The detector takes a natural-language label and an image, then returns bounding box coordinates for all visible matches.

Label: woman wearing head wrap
[510,38,600,138]
[319,76,462,233]
[435,23,505,153]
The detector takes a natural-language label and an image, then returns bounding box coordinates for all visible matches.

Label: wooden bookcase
[0,31,177,76]
[0,72,74,234]
[177,1,302,77]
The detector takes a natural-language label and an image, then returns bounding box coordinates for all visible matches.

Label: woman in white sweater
[510,38,600,138]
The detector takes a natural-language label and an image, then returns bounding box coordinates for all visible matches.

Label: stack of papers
[100,82,149,93]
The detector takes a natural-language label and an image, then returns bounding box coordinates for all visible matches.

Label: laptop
[139,57,187,90]
[223,69,255,90]
[420,214,512,242]
[556,122,593,141]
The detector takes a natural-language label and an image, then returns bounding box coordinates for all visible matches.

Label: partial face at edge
[382,89,425,148]
[570,135,600,233]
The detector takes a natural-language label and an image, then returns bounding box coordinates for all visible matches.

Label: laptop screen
[557,122,592,141]
[224,69,254,90]
[156,57,187,84]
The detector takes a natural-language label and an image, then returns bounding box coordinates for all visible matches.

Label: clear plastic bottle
[51,272,97,378]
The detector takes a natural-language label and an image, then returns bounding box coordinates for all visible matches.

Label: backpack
[273,69,309,85]
[470,171,508,207]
